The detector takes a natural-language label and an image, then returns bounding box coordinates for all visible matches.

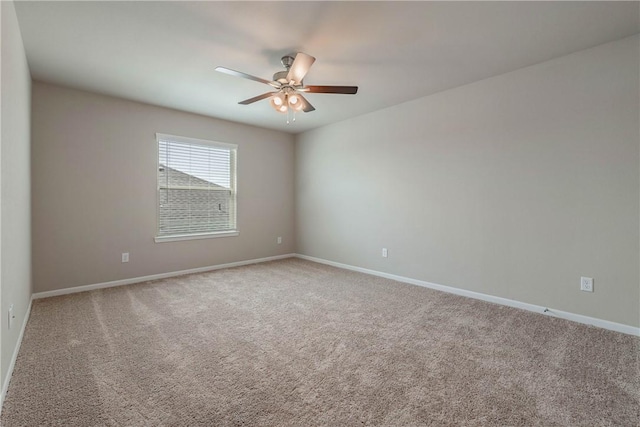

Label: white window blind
[156,134,237,240]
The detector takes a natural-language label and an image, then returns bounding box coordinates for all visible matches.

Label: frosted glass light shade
[270,93,286,112]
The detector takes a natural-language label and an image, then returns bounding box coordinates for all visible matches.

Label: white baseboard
[32,253,296,299]
[25,250,640,333]
[295,254,639,337]
[1,298,33,412]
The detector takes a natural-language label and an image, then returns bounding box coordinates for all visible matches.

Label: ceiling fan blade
[238,92,276,105]
[215,66,280,89]
[297,94,315,113]
[301,85,358,94]
[286,53,316,85]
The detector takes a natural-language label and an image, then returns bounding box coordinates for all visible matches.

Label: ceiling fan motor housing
[274,55,298,84]
[273,70,289,84]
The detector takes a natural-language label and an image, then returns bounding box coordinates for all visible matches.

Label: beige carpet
[1,258,638,426]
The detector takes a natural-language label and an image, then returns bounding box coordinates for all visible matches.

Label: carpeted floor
[1,258,638,426]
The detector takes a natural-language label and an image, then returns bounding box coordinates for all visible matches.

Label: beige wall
[296,36,640,327]
[32,82,295,293]
[1,0,32,386]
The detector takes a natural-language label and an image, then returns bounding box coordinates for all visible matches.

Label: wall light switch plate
[122,252,130,263]
[277,237,282,244]
[382,248,388,258]
[580,277,593,292]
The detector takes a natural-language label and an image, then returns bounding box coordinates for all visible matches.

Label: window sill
[154,230,239,243]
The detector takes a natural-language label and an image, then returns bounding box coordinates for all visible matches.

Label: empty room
[1,1,639,425]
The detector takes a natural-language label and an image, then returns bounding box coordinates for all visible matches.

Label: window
[155,133,238,242]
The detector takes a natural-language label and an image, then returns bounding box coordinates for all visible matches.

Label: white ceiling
[14,1,640,134]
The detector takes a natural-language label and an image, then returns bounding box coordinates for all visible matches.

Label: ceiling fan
[215,52,358,116]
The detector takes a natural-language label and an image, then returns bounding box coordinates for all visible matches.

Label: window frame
[154,133,239,243]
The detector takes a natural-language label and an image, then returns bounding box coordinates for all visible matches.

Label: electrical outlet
[382,248,388,258]
[8,304,14,330]
[277,237,282,244]
[122,252,129,263]
[580,277,593,292]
